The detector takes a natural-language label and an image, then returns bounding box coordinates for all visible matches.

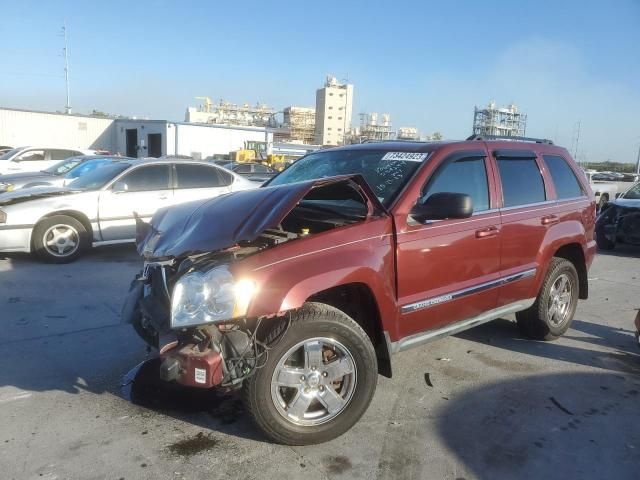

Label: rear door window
[49,149,81,160]
[120,165,170,192]
[423,155,490,212]
[15,149,45,161]
[174,164,226,188]
[542,155,584,199]
[497,157,546,207]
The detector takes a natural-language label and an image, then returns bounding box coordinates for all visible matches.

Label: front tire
[33,215,88,263]
[516,258,579,341]
[242,303,377,445]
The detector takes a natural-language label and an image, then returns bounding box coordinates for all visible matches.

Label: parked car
[123,137,596,445]
[0,159,256,262]
[621,172,640,183]
[595,182,640,250]
[223,162,278,182]
[0,155,130,193]
[0,147,98,175]
[583,171,618,209]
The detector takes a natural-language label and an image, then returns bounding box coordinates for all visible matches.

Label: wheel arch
[306,282,392,378]
[553,243,588,300]
[32,210,94,249]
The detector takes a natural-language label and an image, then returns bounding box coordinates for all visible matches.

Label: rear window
[497,157,546,207]
[175,164,227,188]
[543,155,584,199]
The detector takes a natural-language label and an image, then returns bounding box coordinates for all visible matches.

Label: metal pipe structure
[62,22,71,114]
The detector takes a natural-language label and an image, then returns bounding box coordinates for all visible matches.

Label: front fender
[235,221,399,336]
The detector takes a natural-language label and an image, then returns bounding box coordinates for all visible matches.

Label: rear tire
[242,303,377,445]
[516,258,579,341]
[33,215,88,263]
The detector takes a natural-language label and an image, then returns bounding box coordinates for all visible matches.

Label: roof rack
[466,134,553,145]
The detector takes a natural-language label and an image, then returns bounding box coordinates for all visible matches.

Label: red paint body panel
[161,344,224,388]
[221,140,596,345]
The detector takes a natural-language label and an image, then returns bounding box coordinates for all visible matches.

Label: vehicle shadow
[0,243,140,264]
[455,318,640,376]
[435,371,640,480]
[119,358,268,443]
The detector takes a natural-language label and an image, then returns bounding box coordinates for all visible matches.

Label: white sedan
[0,158,257,262]
[0,146,98,175]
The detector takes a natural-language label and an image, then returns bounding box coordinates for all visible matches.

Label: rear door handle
[158,193,169,200]
[541,214,559,225]
[475,226,499,238]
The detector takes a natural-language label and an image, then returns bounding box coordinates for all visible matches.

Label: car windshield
[63,158,114,179]
[622,183,640,199]
[43,156,85,175]
[0,148,21,160]
[267,149,428,206]
[67,163,130,190]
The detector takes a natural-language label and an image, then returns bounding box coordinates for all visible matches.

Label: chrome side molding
[401,268,536,314]
[387,298,536,354]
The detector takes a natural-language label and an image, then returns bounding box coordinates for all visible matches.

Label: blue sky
[1,0,639,162]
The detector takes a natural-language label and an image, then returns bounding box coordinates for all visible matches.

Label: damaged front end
[122,175,383,389]
[596,201,640,247]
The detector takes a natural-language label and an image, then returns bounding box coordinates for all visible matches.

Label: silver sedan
[0,158,257,262]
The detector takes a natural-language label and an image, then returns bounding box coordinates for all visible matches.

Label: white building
[113,120,272,159]
[314,76,353,146]
[0,107,273,159]
[0,107,116,151]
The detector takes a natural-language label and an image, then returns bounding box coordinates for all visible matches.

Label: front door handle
[541,214,559,225]
[475,226,499,238]
[158,193,168,200]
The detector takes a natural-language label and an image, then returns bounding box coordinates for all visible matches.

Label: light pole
[62,22,71,114]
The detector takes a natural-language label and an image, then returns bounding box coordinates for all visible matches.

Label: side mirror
[411,192,473,222]
[615,192,623,198]
[112,180,128,193]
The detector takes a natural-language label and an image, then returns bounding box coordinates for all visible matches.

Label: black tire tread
[242,302,377,445]
[32,214,88,263]
[516,257,578,341]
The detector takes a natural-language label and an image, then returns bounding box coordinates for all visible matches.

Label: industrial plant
[472,101,527,137]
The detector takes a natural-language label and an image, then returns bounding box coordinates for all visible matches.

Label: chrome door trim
[387,297,536,354]
[400,268,536,314]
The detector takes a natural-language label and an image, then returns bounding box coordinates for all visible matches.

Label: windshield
[0,148,21,160]
[267,149,427,206]
[622,183,640,199]
[43,156,85,175]
[63,157,114,179]
[67,163,130,190]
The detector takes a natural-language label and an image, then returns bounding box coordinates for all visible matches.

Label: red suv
[124,135,596,445]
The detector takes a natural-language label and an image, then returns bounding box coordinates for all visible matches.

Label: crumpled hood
[0,185,81,206]
[137,174,382,260]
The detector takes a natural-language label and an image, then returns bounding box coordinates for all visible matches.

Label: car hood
[611,198,640,208]
[137,174,384,260]
[0,171,53,182]
[0,185,83,206]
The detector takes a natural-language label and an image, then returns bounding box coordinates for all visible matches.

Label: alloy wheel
[270,337,357,426]
[43,224,80,257]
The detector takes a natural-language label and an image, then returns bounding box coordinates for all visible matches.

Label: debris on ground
[550,396,574,415]
[424,373,434,387]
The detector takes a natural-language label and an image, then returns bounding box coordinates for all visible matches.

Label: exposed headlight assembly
[170,265,257,328]
[0,182,13,192]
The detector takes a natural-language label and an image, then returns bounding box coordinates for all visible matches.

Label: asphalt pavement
[0,245,638,480]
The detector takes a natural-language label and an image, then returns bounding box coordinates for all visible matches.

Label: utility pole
[62,22,71,114]
[636,142,640,175]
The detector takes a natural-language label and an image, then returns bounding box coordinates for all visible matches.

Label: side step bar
[386,298,536,354]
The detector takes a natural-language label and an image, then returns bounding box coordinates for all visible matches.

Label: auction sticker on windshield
[382,152,428,162]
